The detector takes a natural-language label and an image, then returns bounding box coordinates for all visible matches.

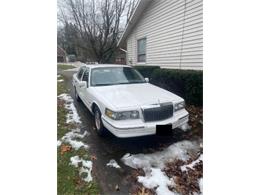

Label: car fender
[91,100,103,115]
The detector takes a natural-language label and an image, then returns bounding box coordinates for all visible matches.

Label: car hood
[92,83,183,110]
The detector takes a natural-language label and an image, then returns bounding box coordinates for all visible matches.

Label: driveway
[60,70,190,195]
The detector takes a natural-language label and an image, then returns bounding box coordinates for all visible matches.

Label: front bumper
[101,109,189,138]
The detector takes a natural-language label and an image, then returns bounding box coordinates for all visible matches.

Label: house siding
[126,0,203,70]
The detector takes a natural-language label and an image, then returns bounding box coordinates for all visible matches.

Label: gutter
[117,0,152,47]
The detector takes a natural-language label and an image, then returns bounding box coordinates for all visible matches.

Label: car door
[74,66,86,98]
[80,67,91,109]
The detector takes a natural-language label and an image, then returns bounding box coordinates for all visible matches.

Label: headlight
[174,101,185,111]
[105,108,140,120]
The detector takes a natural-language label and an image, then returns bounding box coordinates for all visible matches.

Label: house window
[137,38,146,62]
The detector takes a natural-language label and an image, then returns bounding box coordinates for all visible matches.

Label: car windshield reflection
[91,67,146,86]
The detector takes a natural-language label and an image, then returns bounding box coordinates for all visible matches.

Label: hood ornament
[142,99,162,109]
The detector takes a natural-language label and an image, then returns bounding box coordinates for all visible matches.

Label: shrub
[135,66,203,106]
[134,66,160,79]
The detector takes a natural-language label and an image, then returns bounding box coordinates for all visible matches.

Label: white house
[117,0,203,70]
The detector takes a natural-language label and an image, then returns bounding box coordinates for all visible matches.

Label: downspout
[119,48,128,65]
[119,48,127,53]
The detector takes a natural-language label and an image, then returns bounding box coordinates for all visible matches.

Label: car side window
[77,67,86,80]
[82,68,89,82]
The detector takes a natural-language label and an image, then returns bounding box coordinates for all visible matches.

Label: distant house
[114,48,127,65]
[117,0,203,70]
[57,46,68,63]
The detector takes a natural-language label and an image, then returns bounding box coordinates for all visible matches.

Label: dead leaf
[90,155,97,161]
[163,154,203,195]
[74,176,85,190]
[60,144,72,155]
[139,187,149,195]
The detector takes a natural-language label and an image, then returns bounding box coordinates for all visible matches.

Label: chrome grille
[142,103,173,122]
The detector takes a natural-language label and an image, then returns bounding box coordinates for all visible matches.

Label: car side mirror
[145,78,149,83]
[79,81,87,88]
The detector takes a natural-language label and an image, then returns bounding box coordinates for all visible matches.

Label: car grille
[142,103,173,122]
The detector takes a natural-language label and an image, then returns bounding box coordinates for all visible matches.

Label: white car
[72,64,189,138]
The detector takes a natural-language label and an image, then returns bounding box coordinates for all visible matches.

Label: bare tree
[126,0,138,23]
[57,0,137,63]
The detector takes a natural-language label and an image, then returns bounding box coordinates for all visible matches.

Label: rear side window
[77,67,86,80]
[82,68,89,82]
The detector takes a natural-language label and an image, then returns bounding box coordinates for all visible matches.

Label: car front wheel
[94,107,107,136]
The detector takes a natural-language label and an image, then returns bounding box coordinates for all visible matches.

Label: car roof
[80,64,132,69]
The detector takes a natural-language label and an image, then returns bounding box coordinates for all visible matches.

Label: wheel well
[91,103,98,113]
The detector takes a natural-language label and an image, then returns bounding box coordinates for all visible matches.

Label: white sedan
[72,64,189,138]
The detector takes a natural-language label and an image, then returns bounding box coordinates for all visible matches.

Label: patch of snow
[58,93,81,124]
[58,93,92,182]
[180,123,191,131]
[72,128,81,133]
[58,79,64,82]
[65,103,81,123]
[80,163,93,182]
[58,93,72,102]
[138,168,176,195]
[66,102,81,123]
[121,140,201,195]
[70,156,82,167]
[57,74,61,78]
[70,156,93,182]
[67,139,89,150]
[199,178,203,194]
[57,94,89,149]
[61,129,87,140]
[122,140,200,170]
[180,154,203,172]
[106,159,121,169]
[57,140,62,147]
[60,130,88,150]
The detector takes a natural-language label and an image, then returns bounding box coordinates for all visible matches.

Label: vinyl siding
[126,0,203,70]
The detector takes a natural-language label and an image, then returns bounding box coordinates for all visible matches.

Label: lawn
[57,75,68,96]
[58,64,76,70]
[57,74,100,195]
[57,147,99,194]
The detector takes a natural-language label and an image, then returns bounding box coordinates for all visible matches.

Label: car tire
[75,87,81,102]
[94,107,107,136]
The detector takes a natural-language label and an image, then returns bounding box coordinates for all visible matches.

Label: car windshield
[91,67,146,86]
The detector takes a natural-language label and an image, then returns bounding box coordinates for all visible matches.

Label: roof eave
[117,0,152,47]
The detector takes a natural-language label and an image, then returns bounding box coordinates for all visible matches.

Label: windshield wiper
[94,81,145,86]
[117,82,130,84]
[128,81,146,84]
[94,83,116,86]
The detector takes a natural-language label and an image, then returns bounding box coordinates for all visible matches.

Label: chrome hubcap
[95,111,101,130]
